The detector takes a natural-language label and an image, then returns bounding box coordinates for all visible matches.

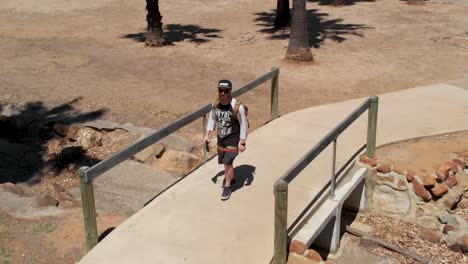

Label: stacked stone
[287,240,324,264]
[359,155,466,203]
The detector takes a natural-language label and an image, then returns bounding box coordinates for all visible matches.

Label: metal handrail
[79,67,280,251]
[271,96,379,264]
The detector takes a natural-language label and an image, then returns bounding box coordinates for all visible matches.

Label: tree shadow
[307,0,375,6]
[254,9,371,48]
[211,164,256,192]
[122,24,222,45]
[0,98,106,184]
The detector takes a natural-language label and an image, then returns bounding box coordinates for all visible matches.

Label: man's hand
[203,135,210,143]
[239,144,246,153]
[239,140,246,153]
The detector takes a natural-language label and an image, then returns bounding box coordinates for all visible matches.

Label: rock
[416,216,440,230]
[154,144,165,158]
[370,184,410,215]
[305,249,323,262]
[397,179,407,189]
[102,128,138,154]
[359,155,378,167]
[393,166,406,175]
[376,175,394,184]
[412,180,432,201]
[453,158,464,171]
[349,221,373,235]
[77,127,102,149]
[37,194,59,207]
[430,184,448,198]
[459,235,468,253]
[439,187,464,210]
[51,123,81,140]
[377,164,391,174]
[443,224,456,234]
[420,228,442,243]
[416,174,436,188]
[290,240,307,254]
[406,170,416,182]
[435,172,447,183]
[437,213,461,227]
[154,149,202,174]
[57,192,78,208]
[133,143,165,163]
[51,123,69,136]
[455,172,468,189]
[446,175,457,188]
[2,182,26,196]
[287,253,317,264]
[53,183,66,193]
[447,243,462,253]
[437,162,457,178]
[159,134,196,153]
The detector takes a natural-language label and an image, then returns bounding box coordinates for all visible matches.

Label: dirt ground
[1,0,468,262]
[376,130,468,176]
[1,0,468,132]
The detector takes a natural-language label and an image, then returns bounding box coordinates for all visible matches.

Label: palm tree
[274,0,290,29]
[145,0,165,46]
[286,0,313,61]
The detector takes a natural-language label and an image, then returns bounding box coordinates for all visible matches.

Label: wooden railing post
[272,180,288,264]
[271,67,280,120]
[203,114,207,164]
[79,166,98,251]
[366,96,379,158]
[330,139,337,198]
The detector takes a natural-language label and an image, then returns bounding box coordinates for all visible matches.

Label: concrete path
[79,80,468,264]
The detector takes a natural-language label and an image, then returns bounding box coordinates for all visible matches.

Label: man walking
[204,79,247,200]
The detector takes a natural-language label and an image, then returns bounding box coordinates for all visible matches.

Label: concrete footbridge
[79,78,468,264]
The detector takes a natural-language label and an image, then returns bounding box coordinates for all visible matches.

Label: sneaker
[221,178,236,188]
[221,187,232,201]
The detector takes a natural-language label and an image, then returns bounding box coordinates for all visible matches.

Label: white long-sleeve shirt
[206,98,247,140]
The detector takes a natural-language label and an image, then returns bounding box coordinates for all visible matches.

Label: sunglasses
[218,88,231,94]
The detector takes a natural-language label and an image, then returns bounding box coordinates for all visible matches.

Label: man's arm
[204,109,216,142]
[238,105,247,150]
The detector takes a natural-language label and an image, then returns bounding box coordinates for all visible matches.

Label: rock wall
[359,155,468,254]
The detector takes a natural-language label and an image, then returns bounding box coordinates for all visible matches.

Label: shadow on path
[254,9,371,48]
[122,24,222,45]
[212,164,256,192]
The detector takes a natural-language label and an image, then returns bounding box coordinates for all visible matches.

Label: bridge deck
[80,80,468,264]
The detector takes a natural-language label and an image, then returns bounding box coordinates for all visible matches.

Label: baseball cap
[217,79,232,89]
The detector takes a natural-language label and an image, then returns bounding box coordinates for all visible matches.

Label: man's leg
[224,164,234,187]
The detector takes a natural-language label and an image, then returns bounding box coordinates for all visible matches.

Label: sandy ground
[376,130,468,175]
[1,0,468,133]
[1,0,468,262]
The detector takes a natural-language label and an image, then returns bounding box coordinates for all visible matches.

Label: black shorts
[218,149,238,165]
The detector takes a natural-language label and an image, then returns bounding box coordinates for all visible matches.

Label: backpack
[212,98,250,128]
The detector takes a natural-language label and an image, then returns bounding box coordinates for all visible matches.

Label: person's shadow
[211,164,256,192]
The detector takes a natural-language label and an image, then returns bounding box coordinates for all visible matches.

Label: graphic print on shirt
[215,108,233,138]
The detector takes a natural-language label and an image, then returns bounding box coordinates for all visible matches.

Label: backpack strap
[212,98,220,109]
[233,98,242,118]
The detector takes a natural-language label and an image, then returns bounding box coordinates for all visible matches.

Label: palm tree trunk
[286,0,313,61]
[274,0,290,29]
[146,0,165,46]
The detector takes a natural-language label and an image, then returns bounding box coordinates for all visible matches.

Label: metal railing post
[203,114,207,164]
[330,139,337,198]
[366,96,379,158]
[271,67,279,120]
[272,180,288,264]
[79,166,98,251]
